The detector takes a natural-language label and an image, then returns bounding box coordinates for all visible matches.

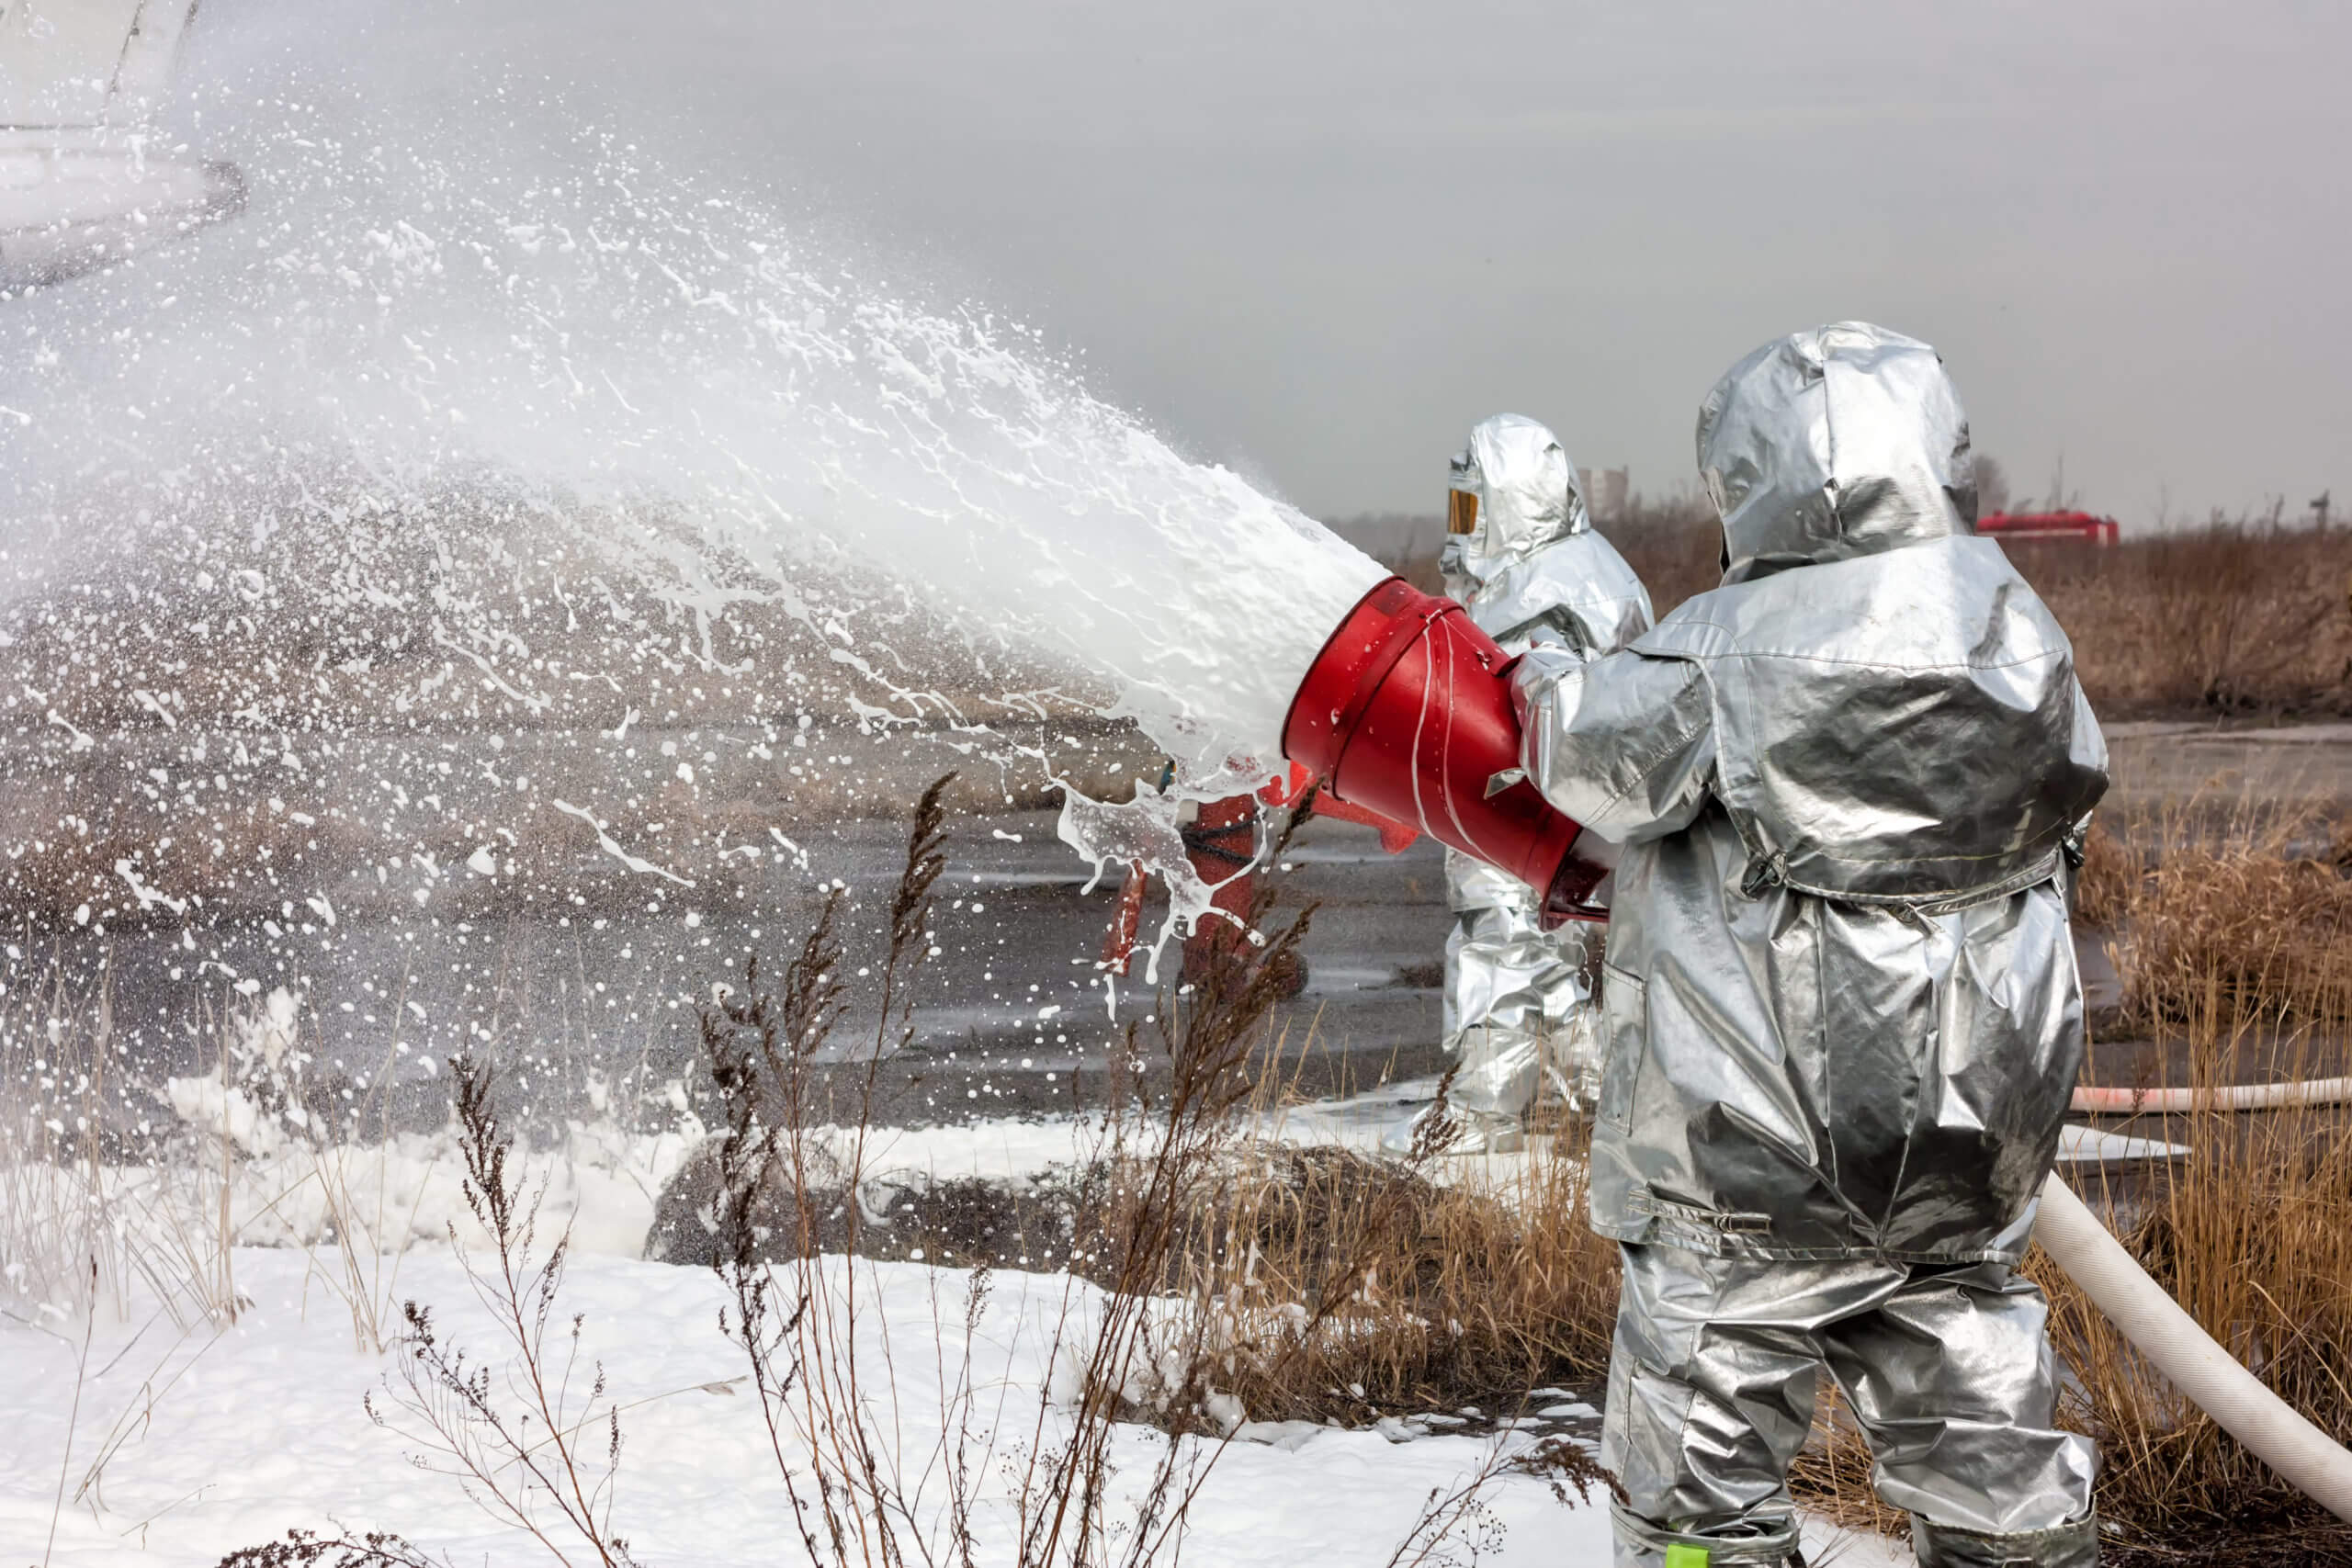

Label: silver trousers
[1603,1242,2098,1567]
[1442,850,1600,1120]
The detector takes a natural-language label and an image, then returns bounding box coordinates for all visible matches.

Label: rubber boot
[1611,1503,1800,1568]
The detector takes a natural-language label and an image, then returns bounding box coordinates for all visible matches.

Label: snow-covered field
[2,1085,1928,1566]
[5,1245,1515,1563]
[6,1238,1921,1567]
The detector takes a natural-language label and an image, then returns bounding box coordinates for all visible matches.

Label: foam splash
[0,85,1381,976]
[0,94,1380,778]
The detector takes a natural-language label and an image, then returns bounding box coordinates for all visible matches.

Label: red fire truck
[1977,510,2121,546]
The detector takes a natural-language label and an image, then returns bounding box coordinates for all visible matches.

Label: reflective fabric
[1435,414,1651,1126]
[1508,327,2108,1261]
[1603,1242,2098,1566]
[1630,536,2107,905]
[1699,321,1977,587]
[1441,850,1600,1117]
[1442,412,1653,656]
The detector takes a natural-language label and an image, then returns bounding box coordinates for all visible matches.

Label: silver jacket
[1511,324,2108,1263]
[1441,416,1653,1120]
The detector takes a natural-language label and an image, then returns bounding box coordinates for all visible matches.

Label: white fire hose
[2071,1077,2352,1114]
[2032,1173,2352,1522]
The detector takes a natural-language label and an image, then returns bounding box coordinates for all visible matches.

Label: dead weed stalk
[692,774,1550,1566]
[363,1051,639,1568]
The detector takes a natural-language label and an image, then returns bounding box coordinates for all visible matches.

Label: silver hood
[1441,412,1589,591]
[1440,413,1651,658]
[1697,322,1976,585]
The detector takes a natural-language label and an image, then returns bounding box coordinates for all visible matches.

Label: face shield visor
[1448,488,1480,537]
[1447,445,1482,545]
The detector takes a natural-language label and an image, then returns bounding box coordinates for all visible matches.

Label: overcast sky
[194,0,2346,525]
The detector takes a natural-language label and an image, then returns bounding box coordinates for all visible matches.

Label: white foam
[0,88,1383,793]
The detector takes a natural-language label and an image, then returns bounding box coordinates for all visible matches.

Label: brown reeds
[2089,802,2352,1039]
[1388,506,2352,719]
[2015,525,2352,716]
[2036,1015,2352,1561]
[2122,846,2352,1036]
[1168,1133,1619,1424]
[2037,798,2352,1558]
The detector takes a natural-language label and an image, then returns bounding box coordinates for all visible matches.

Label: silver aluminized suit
[1439,414,1652,1129]
[1509,326,2108,1566]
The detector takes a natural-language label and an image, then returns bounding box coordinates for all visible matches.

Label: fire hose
[2072,1077,2352,1114]
[2033,1175,2352,1522]
[1274,575,2352,1523]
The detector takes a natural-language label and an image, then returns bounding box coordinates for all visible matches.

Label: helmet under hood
[1442,413,1589,591]
[1696,322,1978,585]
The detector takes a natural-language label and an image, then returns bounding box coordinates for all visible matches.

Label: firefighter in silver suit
[1385,413,1652,1156]
[1510,326,2107,1566]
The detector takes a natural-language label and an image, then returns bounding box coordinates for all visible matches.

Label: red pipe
[1100,861,1148,976]
[1181,792,1262,982]
[1282,577,1608,925]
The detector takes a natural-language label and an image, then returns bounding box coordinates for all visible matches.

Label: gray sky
[197,0,2346,525]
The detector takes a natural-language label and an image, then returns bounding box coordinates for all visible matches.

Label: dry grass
[1169,1134,1618,1424]
[1799,810,2352,1561]
[1182,798,2352,1562]
[2073,817,2142,932]
[2034,1019,2352,1560]
[2015,527,2352,717]
[2085,804,2352,1037]
[2051,805,2352,1559]
[2115,847,2352,1036]
[1382,507,2352,718]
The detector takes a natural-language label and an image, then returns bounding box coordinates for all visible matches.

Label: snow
[3,1247,1580,1565]
[3,1077,1922,1568]
[834,1087,2183,1201]
[1,1245,1912,1566]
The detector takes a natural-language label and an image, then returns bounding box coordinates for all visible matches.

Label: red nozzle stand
[1281,577,1608,924]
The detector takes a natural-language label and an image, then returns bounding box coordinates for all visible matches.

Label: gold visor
[1447,490,1479,536]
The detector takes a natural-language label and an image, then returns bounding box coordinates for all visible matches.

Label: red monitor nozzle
[1281,577,1607,926]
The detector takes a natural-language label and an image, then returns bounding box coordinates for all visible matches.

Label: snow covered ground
[759,1085,2186,1200]
[2,1074,1928,1565]
[3,1243,1913,1566]
[0,1020,1973,1566]
[1,1075,2183,1568]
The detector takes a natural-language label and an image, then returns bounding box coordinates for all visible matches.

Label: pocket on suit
[1598,962,1647,1134]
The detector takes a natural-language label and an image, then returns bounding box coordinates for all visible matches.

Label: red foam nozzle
[1281,577,1608,925]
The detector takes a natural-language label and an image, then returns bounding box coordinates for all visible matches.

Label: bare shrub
[694,771,1285,1566]
[686,774,1549,1566]
[363,1052,640,1568]
[217,1527,450,1567]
